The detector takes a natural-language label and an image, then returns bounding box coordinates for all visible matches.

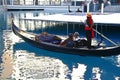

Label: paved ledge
[3,5,82,12]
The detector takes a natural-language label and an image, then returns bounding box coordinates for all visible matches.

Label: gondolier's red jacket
[85,16,94,38]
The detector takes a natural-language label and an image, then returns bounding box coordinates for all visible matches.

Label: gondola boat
[12,21,120,57]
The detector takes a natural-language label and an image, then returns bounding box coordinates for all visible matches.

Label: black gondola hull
[12,22,120,57]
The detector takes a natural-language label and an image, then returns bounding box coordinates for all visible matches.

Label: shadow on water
[13,41,120,80]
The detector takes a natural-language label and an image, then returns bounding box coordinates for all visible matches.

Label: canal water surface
[0,11,120,80]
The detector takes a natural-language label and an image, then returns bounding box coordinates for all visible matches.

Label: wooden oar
[92,28,118,46]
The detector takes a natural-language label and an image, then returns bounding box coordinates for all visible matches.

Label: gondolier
[84,13,94,49]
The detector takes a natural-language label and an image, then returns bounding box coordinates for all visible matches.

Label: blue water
[0,11,120,80]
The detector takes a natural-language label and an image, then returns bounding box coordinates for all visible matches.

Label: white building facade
[0,0,120,6]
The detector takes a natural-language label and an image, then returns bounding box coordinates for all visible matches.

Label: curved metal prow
[11,13,14,26]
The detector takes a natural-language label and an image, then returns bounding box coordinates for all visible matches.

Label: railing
[0,0,67,6]
[104,4,120,12]
[84,3,120,13]
[1,0,120,13]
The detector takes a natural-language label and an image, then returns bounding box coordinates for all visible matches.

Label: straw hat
[87,13,92,17]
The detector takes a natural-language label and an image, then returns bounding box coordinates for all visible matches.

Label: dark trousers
[85,30,92,48]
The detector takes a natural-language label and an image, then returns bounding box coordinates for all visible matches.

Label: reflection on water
[116,55,120,67]
[91,67,101,80]
[12,50,69,80]
[71,64,86,80]
[0,30,14,79]
[0,50,13,79]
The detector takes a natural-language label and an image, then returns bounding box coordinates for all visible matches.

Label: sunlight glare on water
[71,64,86,80]
[12,50,69,80]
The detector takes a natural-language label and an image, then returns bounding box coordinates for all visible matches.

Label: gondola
[12,21,120,57]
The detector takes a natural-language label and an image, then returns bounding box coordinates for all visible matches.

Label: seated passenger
[36,32,62,44]
[73,32,81,41]
[52,36,62,44]
[38,32,53,42]
[73,32,87,47]
[60,33,74,47]
[73,32,81,47]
